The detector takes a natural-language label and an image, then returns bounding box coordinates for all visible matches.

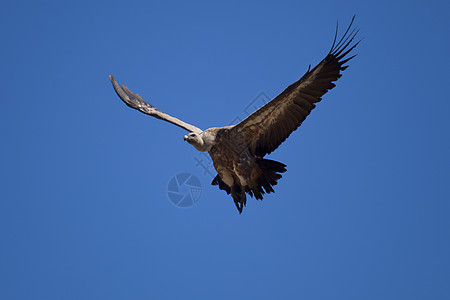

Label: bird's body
[110,17,360,213]
[203,127,287,212]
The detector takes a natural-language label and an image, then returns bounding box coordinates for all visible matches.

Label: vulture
[109,17,360,213]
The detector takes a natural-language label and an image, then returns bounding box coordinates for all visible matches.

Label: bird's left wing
[109,75,202,133]
[229,17,360,157]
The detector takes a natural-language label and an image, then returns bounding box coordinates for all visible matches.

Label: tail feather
[211,158,287,213]
[252,158,286,200]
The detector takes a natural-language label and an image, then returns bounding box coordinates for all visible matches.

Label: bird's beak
[184,135,188,141]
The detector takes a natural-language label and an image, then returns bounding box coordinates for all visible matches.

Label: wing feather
[230,17,360,157]
[109,75,202,133]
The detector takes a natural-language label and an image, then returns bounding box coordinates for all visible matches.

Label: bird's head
[184,132,208,151]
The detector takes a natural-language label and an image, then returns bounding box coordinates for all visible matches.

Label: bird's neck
[193,132,214,152]
[192,140,211,152]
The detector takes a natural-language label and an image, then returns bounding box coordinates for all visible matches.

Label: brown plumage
[109,16,360,213]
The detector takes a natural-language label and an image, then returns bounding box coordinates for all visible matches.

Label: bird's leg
[240,189,247,208]
[231,185,244,214]
[233,198,242,213]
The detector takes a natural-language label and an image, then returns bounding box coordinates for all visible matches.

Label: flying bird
[110,17,360,213]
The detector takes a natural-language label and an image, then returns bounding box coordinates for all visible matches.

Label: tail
[212,158,287,213]
[247,158,287,200]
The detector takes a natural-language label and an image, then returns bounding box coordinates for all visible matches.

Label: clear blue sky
[1,0,449,299]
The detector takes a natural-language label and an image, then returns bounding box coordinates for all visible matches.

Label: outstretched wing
[109,75,202,133]
[229,16,360,157]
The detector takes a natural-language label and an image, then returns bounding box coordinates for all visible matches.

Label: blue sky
[1,0,449,299]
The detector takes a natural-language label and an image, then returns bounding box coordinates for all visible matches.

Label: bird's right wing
[109,75,202,133]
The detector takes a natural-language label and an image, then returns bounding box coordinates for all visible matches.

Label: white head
[184,132,210,152]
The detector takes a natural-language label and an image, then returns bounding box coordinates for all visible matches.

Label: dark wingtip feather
[330,15,355,54]
[329,19,340,53]
[326,15,360,69]
[340,54,358,66]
